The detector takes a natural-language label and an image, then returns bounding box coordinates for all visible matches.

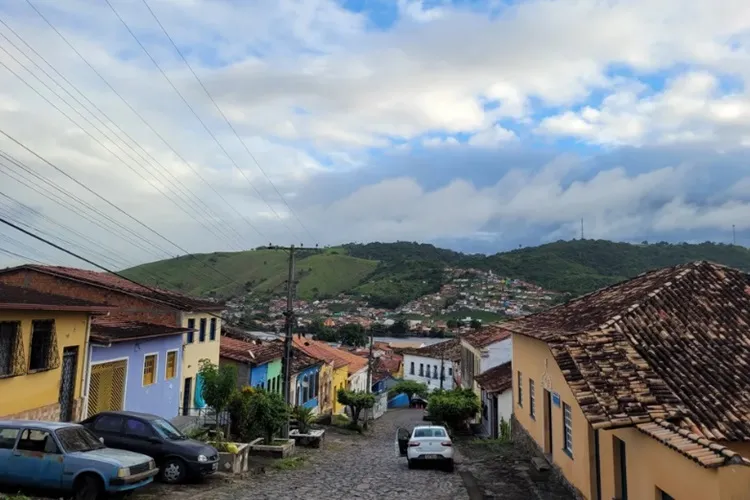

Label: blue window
[186,319,195,344]
[210,318,217,341]
[199,318,207,342]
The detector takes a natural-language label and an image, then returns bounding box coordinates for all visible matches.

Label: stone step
[531,457,550,472]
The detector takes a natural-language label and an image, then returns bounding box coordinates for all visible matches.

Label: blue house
[290,349,322,412]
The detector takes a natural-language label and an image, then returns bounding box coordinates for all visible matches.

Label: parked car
[406,425,454,472]
[81,411,219,484]
[0,419,157,500]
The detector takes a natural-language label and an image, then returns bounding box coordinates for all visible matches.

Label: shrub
[336,389,375,432]
[293,405,315,434]
[198,359,237,435]
[426,388,481,431]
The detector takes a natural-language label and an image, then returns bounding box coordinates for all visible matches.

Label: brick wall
[2,398,83,422]
[0,269,181,326]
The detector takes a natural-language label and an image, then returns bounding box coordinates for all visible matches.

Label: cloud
[0,0,749,270]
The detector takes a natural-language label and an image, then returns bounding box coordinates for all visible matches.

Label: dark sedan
[81,411,219,484]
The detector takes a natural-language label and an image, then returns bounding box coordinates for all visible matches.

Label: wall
[480,338,512,373]
[295,365,320,411]
[368,391,388,420]
[331,366,348,414]
[497,390,512,427]
[0,310,89,420]
[403,353,454,391]
[267,358,282,393]
[219,357,250,390]
[317,363,333,414]
[180,313,221,409]
[250,362,269,389]
[89,334,183,419]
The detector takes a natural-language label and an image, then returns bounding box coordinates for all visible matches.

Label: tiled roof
[220,337,283,365]
[461,327,512,349]
[508,261,750,441]
[474,361,513,394]
[91,319,190,343]
[290,347,321,373]
[5,265,223,311]
[637,419,750,468]
[0,283,110,312]
[293,337,351,369]
[399,338,462,362]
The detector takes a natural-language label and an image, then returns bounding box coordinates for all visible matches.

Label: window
[302,375,309,403]
[658,489,674,500]
[186,318,195,343]
[17,429,58,454]
[210,318,217,341]
[165,351,177,380]
[0,322,22,377]
[0,428,19,449]
[29,320,56,372]
[143,354,157,386]
[563,403,573,457]
[56,427,103,453]
[199,318,207,342]
[433,365,438,379]
[448,367,453,376]
[529,378,536,419]
[94,415,124,433]
[410,362,415,375]
[266,379,271,391]
[419,364,424,376]
[517,371,523,407]
[125,419,153,438]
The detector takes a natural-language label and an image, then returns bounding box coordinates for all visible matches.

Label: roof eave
[0,303,111,313]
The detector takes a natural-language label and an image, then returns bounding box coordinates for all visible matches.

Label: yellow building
[509,261,750,500]
[180,312,222,415]
[331,363,349,414]
[0,283,109,421]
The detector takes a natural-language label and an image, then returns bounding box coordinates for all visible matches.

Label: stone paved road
[137,409,470,500]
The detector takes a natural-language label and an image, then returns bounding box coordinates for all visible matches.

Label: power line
[0,48,245,251]
[0,16,265,247]
[103,0,302,243]
[0,246,47,266]
[141,0,317,244]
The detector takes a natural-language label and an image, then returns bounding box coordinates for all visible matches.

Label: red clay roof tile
[474,362,513,394]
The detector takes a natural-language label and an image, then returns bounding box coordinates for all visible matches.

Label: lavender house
[85,320,191,420]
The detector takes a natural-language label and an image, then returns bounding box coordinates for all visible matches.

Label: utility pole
[269,244,297,439]
[439,346,445,390]
[733,224,736,246]
[580,218,584,240]
[364,328,374,429]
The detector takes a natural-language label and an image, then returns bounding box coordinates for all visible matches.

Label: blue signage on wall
[552,392,561,407]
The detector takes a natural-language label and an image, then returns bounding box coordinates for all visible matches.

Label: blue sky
[0,0,749,267]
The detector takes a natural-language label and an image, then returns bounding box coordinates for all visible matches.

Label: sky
[1,0,750,270]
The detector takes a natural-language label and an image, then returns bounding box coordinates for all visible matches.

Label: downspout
[80,314,93,420]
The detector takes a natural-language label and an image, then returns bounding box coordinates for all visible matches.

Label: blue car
[0,419,158,500]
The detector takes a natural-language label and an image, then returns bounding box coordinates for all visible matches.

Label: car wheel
[444,459,454,473]
[74,473,103,500]
[161,458,187,484]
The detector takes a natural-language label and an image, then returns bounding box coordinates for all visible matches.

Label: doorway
[58,347,79,422]
[543,389,553,456]
[182,377,192,416]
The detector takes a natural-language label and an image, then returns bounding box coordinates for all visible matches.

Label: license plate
[424,454,440,459]
[211,462,218,471]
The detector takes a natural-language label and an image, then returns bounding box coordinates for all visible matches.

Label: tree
[337,388,375,430]
[389,380,429,404]
[470,319,482,330]
[198,359,237,434]
[338,323,367,347]
[426,388,481,431]
[446,319,459,329]
[247,389,288,444]
[389,319,409,336]
[310,319,338,342]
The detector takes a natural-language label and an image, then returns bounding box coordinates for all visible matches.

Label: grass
[272,455,308,470]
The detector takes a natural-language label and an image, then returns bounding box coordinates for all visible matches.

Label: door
[58,347,79,422]
[87,359,127,416]
[614,437,628,500]
[490,395,499,439]
[543,389,553,456]
[182,377,192,416]
[0,427,20,483]
[7,429,64,489]
[120,418,161,458]
[90,414,126,449]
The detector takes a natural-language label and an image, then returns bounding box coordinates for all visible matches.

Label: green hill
[120,239,750,305]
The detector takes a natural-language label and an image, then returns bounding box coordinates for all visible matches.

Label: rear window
[414,428,447,438]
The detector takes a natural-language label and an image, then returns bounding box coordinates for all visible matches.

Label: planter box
[248,437,295,459]
[289,428,326,448]
[207,442,250,474]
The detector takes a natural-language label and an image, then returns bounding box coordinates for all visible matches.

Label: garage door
[87,360,127,416]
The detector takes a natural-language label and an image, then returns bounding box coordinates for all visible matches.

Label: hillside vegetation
[120,239,750,305]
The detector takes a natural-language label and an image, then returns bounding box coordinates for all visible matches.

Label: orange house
[509,261,750,500]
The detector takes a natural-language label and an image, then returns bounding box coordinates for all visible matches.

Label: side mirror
[147,437,161,444]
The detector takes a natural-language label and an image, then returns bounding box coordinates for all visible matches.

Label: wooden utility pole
[439,346,445,390]
[268,244,296,439]
[364,328,374,429]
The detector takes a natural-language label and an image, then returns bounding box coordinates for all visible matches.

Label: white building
[402,339,461,392]
[474,362,513,438]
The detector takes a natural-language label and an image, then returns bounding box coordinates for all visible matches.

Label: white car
[406,425,454,472]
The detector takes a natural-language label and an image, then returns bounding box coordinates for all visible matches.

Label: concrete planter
[207,442,250,474]
[248,437,296,459]
[289,428,326,448]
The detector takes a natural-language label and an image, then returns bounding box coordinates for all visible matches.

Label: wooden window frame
[165,350,178,380]
[563,402,573,458]
[142,353,158,387]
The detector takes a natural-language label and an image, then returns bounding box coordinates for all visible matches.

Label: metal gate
[58,347,79,422]
[87,359,127,416]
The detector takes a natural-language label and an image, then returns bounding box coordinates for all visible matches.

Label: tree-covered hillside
[120,239,750,305]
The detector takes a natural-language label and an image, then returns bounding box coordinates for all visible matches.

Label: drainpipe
[80,315,93,420]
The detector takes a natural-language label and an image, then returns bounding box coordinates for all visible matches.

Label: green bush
[426,388,481,431]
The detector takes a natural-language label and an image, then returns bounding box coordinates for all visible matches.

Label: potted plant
[246,389,295,458]
[289,406,326,448]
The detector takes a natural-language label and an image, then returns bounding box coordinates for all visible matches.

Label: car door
[90,414,126,449]
[0,426,20,484]
[7,428,64,489]
[119,418,161,459]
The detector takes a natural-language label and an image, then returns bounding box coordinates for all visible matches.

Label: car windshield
[151,418,185,440]
[56,426,105,453]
